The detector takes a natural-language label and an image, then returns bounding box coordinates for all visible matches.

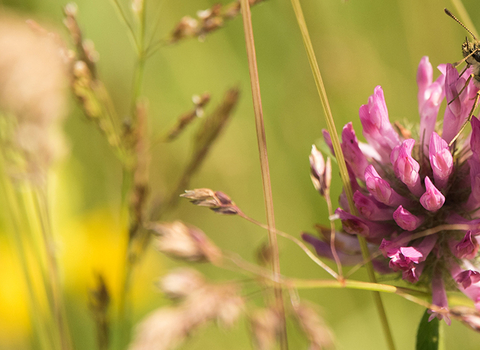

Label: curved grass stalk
[222,249,437,312]
[238,212,338,279]
[217,239,459,327]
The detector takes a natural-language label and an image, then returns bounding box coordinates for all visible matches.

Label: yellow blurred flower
[0,208,166,347]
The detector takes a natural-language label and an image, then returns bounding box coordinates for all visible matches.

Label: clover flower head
[306,56,480,323]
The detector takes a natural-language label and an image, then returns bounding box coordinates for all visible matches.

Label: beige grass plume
[0,13,67,183]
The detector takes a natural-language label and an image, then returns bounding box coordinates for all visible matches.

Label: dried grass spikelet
[164,92,211,142]
[292,302,334,350]
[167,0,266,43]
[64,4,125,158]
[193,87,239,152]
[129,307,189,350]
[129,281,244,350]
[159,268,205,300]
[88,274,110,349]
[149,221,222,263]
[155,88,239,214]
[128,100,150,240]
[210,284,245,327]
[183,283,245,328]
[181,188,239,215]
[159,268,244,328]
[64,3,98,77]
[0,13,67,182]
[250,308,282,350]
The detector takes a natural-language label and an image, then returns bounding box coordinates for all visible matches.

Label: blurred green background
[2,0,480,349]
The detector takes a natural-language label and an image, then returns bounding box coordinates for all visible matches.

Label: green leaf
[416,308,439,350]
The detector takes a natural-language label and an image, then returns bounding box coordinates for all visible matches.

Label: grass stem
[33,187,73,350]
[117,1,149,347]
[0,176,53,350]
[239,0,288,348]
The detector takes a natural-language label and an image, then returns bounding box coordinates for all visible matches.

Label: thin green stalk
[289,278,398,293]
[15,186,55,313]
[0,173,53,350]
[288,278,451,318]
[224,247,431,299]
[130,0,147,115]
[239,1,288,349]
[15,183,71,350]
[16,192,62,350]
[33,187,73,350]
[222,241,442,314]
[146,0,167,50]
[287,279,431,301]
[439,320,445,350]
[117,1,149,348]
[238,212,338,278]
[288,1,395,349]
[117,247,134,350]
[110,0,139,53]
[130,57,147,117]
[98,85,126,160]
[225,250,433,305]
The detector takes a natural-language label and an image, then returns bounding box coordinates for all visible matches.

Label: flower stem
[288,1,396,349]
[286,278,430,300]
[439,320,446,350]
[325,190,343,278]
[239,1,288,349]
[224,251,433,307]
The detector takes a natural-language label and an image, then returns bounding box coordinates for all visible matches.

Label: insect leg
[448,73,473,105]
[450,49,480,105]
[454,48,480,68]
[449,89,480,146]
[458,65,469,78]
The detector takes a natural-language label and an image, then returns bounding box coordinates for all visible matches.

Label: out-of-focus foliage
[2,0,480,349]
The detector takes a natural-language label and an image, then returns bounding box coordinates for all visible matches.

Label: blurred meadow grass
[2,0,480,349]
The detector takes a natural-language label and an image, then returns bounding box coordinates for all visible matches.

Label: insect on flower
[445,8,480,145]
